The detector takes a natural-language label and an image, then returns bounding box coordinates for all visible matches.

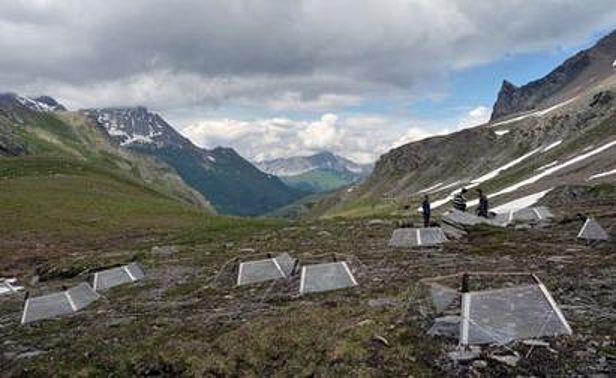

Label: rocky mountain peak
[0,93,66,113]
[490,29,616,121]
[31,96,67,111]
[256,151,372,177]
[82,107,190,148]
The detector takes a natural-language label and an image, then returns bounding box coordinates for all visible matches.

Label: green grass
[281,169,358,193]
[319,195,407,219]
[0,157,282,255]
[3,110,212,207]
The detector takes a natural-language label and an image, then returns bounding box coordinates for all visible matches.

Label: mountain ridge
[310,35,616,218]
[256,151,372,193]
[0,94,213,211]
[256,151,372,177]
[82,106,304,216]
[491,29,616,121]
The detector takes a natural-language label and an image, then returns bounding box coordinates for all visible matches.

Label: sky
[2,1,616,164]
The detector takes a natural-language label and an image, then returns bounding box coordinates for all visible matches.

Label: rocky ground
[0,188,615,377]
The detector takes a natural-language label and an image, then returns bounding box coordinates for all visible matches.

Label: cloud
[3,1,615,164]
[298,114,343,149]
[457,106,491,129]
[181,113,423,164]
[391,127,434,149]
[266,92,363,112]
[180,108,489,164]
[1,1,615,111]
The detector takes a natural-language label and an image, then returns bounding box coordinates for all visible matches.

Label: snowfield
[417,182,444,194]
[489,139,616,198]
[536,161,559,172]
[427,139,616,211]
[489,98,578,127]
[588,168,616,180]
[491,189,553,213]
[542,140,562,152]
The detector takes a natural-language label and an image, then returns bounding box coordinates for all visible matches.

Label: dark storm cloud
[1,0,615,109]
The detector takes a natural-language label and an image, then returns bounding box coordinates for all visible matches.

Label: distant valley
[256,151,372,193]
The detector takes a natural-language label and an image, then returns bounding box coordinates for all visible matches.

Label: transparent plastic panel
[389,228,419,247]
[22,292,73,324]
[443,210,502,228]
[421,228,448,246]
[238,259,285,286]
[430,283,459,313]
[466,284,571,345]
[67,283,100,311]
[443,210,484,226]
[578,218,609,241]
[492,212,513,226]
[534,206,554,219]
[300,262,357,294]
[428,315,461,338]
[274,253,297,277]
[94,266,132,291]
[512,208,539,222]
[126,263,146,280]
[0,281,12,295]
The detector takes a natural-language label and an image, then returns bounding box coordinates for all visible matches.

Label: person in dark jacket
[421,195,431,227]
[453,188,468,212]
[476,188,489,217]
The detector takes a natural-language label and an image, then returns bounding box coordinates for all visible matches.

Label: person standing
[422,195,431,227]
[476,188,489,217]
[453,188,468,212]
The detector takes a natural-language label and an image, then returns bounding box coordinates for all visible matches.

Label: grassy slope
[281,169,357,193]
[0,156,281,275]
[1,109,211,210]
[0,111,282,274]
[141,146,305,217]
[316,102,616,219]
[0,157,203,237]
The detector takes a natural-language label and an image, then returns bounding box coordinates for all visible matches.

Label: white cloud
[266,92,362,112]
[298,113,343,149]
[2,1,615,113]
[456,105,491,129]
[391,127,434,149]
[181,113,430,164]
[179,104,508,163]
[3,1,614,165]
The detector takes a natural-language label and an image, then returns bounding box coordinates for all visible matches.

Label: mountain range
[311,30,616,218]
[3,30,616,221]
[81,107,303,216]
[256,151,372,193]
[0,96,304,217]
[491,30,616,121]
[0,93,213,215]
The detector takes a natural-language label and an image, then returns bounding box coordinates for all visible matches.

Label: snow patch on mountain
[83,107,172,147]
[14,95,66,112]
[536,161,559,172]
[416,182,444,194]
[490,139,616,197]
[428,139,616,211]
[489,97,578,127]
[588,168,616,180]
[492,189,552,213]
[542,140,562,152]
[467,147,542,188]
[256,151,372,177]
